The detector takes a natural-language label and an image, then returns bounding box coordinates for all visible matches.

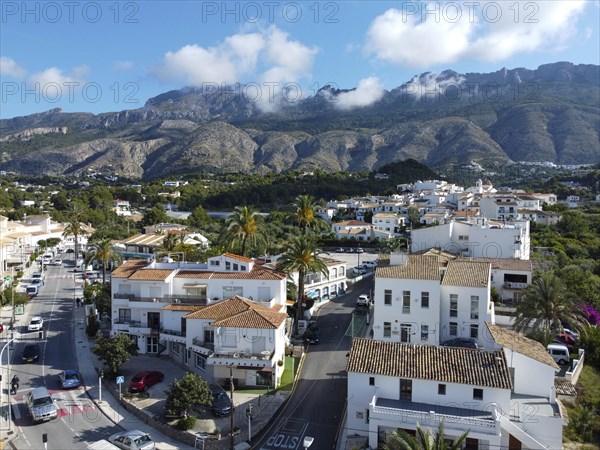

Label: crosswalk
[11,387,97,424]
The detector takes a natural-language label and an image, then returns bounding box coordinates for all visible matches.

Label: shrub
[176,415,197,430]
[86,314,100,337]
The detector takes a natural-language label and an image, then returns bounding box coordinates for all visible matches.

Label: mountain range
[0,62,598,179]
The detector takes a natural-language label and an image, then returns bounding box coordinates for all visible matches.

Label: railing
[113,319,159,334]
[161,328,186,337]
[503,282,528,289]
[210,350,274,361]
[113,293,207,304]
[192,337,214,351]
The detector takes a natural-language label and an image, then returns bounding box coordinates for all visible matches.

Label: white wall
[502,350,556,397]
[440,285,491,346]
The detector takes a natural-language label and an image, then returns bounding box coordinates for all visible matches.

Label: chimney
[390,252,408,266]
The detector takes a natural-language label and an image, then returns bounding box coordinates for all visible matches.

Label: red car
[128,371,164,392]
[554,333,576,349]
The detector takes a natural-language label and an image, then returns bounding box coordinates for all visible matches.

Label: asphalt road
[8,262,121,450]
[252,280,374,450]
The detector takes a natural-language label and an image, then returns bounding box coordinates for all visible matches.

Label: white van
[547,344,570,365]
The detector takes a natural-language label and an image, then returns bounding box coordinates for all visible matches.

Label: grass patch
[577,365,600,403]
[278,356,298,391]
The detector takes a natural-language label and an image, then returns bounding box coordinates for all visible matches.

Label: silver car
[108,430,155,450]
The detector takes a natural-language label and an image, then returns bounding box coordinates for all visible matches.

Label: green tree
[92,334,138,375]
[160,233,180,253]
[188,205,212,229]
[164,372,213,417]
[383,423,468,450]
[86,238,123,283]
[290,194,327,235]
[141,205,169,227]
[62,219,89,257]
[568,404,599,442]
[580,323,600,368]
[276,236,329,336]
[513,271,582,346]
[225,205,263,257]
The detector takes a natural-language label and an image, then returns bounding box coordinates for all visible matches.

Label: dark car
[441,338,479,349]
[128,371,164,392]
[210,384,232,417]
[303,323,320,344]
[22,343,41,362]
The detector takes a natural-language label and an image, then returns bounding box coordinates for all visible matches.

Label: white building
[347,337,564,450]
[113,199,132,217]
[411,218,530,260]
[110,253,288,361]
[159,296,288,388]
[372,253,494,347]
[372,213,405,236]
[566,195,580,208]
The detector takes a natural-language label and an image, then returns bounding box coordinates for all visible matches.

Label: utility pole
[229,365,235,450]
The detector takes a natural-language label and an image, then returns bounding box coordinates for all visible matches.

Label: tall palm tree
[383,423,468,450]
[513,271,582,346]
[226,206,263,257]
[63,219,88,258]
[291,195,327,235]
[161,233,180,252]
[86,238,123,283]
[276,236,329,336]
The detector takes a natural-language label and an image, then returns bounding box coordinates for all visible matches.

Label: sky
[1,0,599,119]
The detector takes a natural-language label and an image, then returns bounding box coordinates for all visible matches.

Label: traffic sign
[4,276,10,281]
[116,376,124,384]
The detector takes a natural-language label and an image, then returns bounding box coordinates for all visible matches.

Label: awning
[237,366,273,371]
[183,284,207,289]
[259,367,273,372]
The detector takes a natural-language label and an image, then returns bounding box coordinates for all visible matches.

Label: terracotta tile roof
[111,260,149,278]
[175,271,213,279]
[128,269,174,281]
[121,233,165,247]
[185,296,287,328]
[462,258,532,272]
[376,255,440,280]
[223,253,253,262]
[347,338,512,389]
[485,323,558,369]
[411,248,457,264]
[554,378,577,396]
[441,260,490,287]
[333,220,371,227]
[162,304,204,312]
[174,266,287,281]
[320,257,345,266]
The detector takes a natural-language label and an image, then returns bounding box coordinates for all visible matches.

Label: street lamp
[303,436,314,450]
[228,365,235,450]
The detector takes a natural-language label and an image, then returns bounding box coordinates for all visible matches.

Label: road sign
[15,305,24,315]
[4,276,11,281]
[116,376,124,384]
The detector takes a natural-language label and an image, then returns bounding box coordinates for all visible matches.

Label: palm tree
[383,422,468,450]
[513,271,582,346]
[276,236,329,336]
[86,238,122,283]
[161,233,180,252]
[225,206,263,257]
[63,219,88,258]
[291,195,327,235]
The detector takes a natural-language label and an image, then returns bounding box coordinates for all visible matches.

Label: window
[195,353,207,370]
[438,384,446,395]
[449,322,458,336]
[210,260,220,266]
[400,379,412,400]
[225,261,231,270]
[118,309,131,322]
[470,296,479,320]
[223,286,243,298]
[421,292,429,308]
[369,377,375,386]
[473,388,483,401]
[402,291,410,314]
[421,325,429,342]
[470,324,479,339]
[384,290,392,306]
[233,263,239,270]
[450,294,458,317]
[383,322,392,338]
[204,329,214,344]
[458,235,468,241]
[401,323,411,343]
[171,342,180,355]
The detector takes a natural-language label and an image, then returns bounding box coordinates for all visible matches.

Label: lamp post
[303,436,314,450]
[228,365,235,450]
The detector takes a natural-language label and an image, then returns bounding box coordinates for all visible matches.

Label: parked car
[363,260,378,268]
[353,267,367,275]
[547,343,570,365]
[128,371,164,392]
[441,338,479,349]
[554,333,576,349]
[356,294,370,307]
[108,430,155,450]
[30,278,43,287]
[59,370,81,389]
[28,316,44,331]
[26,285,39,297]
[210,384,232,417]
[335,247,345,252]
[22,343,41,362]
[49,258,63,266]
[355,247,364,253]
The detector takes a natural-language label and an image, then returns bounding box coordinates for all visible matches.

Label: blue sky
[1,1,598,118]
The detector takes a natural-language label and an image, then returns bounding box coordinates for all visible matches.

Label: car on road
[26,387,58,423]
[363,260,378,268]
[356,294,370,307]
[49,258,63,266]
[210,384,232,417]
[59,370,81,389]
[441,338,479,349]
[128,371,164,392]
[108,430,155,450]
[22,343,41,362]
[65,248,75,253]
[26,285,39,297]
[28,316,44,331]
[353,267,367,275]
[29,278,44,287]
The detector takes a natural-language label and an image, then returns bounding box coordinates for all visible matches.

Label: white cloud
[0,57,27,78]
[365,1,588,67]
[335,77,385,110]
[28,65,88,90]
[404,72,466,100]
[114,60,134,71]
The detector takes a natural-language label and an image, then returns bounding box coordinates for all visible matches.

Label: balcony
[160,328,187,344]
[113,293,207,305]
[208,349,275,368]
[113,319,158,336]
[504,282,528,289]
[369,394,500,436]
[191,337,215,356]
